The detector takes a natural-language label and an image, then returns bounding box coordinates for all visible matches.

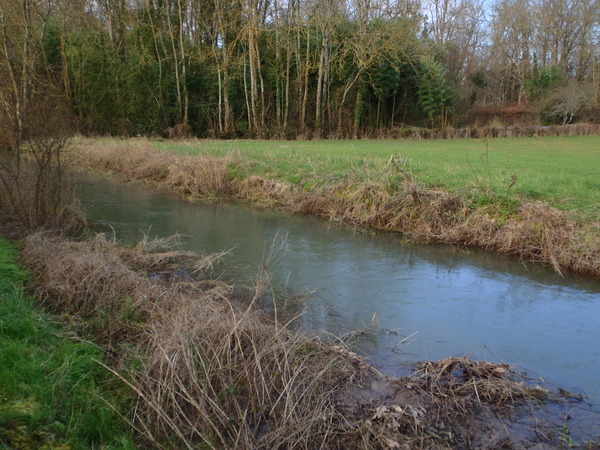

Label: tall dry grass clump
[76,139,230,200]
[21,233,369,447]
[487,203,583,275]
[235,175,295,206]
[134,298,357,448]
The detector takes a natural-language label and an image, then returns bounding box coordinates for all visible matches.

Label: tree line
[1,0,599,140]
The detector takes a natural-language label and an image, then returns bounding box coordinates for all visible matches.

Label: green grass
[0,238,135,449]
[154,136,600,221]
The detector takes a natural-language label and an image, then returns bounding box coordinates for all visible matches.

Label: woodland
[1,0,599,142]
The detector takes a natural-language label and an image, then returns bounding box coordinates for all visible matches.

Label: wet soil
[339,368,600,449]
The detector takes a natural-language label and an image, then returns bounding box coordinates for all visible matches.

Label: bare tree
[489,0,534,104]
[533,0,599,78]
[0,0,80,230]
[425,0,485,80]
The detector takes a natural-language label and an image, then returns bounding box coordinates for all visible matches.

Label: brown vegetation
[0,72,84,232]
[468,105,534,126]
[0,151,85,233]
[22,232,559,448]
[74,139,231,201]
[75,139,600,278]
[373,123,600,140]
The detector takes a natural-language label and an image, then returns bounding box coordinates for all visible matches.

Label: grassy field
[0,238,134,449]
[153,136,600,221]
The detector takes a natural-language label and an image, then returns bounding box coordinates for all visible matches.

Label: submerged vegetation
[76,137,600,278]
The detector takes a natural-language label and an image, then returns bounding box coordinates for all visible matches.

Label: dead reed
[21,232,553,448]
[75,139,230,200]
[21,233,369,447]
[412,357,542,409]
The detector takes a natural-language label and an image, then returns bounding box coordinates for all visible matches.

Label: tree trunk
[274,0,282,135]
[243,56,252,132]
[176,0,189,127]
[216,64,223,134]
[248,36,259,134]
[284,42,291,134]
[315,32,329,137]
[353,88,364,139]
[300,25,310,132]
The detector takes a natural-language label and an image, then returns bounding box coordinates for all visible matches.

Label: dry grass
[21,233,369,447]
[380,123,600,140]
[74,139,229,200]
[20,232,556,448]
[488,203,582,275]
[74,138,600,277]
[412,357,543,409]
[289,181,599,277]
[131,299,359,448]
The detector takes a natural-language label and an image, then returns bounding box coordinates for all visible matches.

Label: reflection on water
[77,175,600,401]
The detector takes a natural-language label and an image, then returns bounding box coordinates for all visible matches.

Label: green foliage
[302,181,316,191]
[524,65,566,101]
[371,62,402,100]
[41,17,63,73]
[417,55,456,128]
[468,70,487,89]
[4,0,600,139]
[0,240,26,294]
[32,1,433,138]
[558,423,575,449]
[0,239,135,449]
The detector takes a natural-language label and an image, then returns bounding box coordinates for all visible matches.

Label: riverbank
[7,230,589,448]
[75,138,600,278]
[153,135,600,221]
[0,237,135,448]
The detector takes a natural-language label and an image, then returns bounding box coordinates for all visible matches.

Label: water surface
[77,175,600,401]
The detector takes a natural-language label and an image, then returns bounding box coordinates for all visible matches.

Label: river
[76,174,600,403]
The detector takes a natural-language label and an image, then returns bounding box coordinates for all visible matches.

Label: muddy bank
[74,139,599,278]
[19,232,596,448]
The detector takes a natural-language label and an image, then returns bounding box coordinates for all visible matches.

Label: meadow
[154,136,600,221]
